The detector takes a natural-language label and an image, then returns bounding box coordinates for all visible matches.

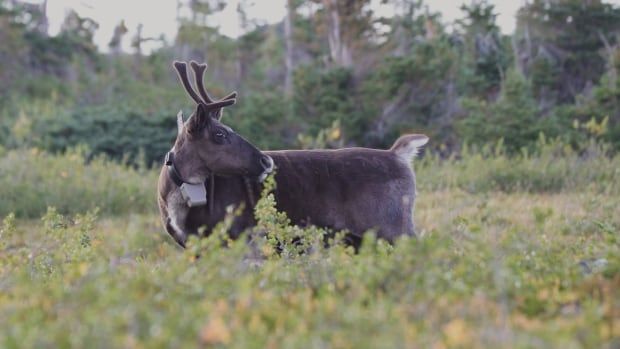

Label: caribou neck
[209,175,258,214]
[209,175,215,215]
[243,177,257,207]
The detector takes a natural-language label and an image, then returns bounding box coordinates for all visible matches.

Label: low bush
[31,104,177,166]
[0,177,618,348]
[2,138,620,218]
[0,148,156,218]
[417,138,620,194]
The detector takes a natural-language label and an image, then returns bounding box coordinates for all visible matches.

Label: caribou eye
[212,128,228,144]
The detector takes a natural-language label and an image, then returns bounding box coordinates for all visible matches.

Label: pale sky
[40,0,620,53]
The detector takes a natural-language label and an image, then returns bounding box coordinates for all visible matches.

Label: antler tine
[190,61,215,104]
[173,61,203,105]
[220,91,238,101]
[190,61,239,105]
[205,98,236,110]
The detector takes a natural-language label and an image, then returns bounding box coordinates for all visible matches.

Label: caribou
[157,61,429,248]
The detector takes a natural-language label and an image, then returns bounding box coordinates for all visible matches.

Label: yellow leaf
[442,319,472,346]
[78,263,89,276]
[200,317,231,345]
[249,313,263,333]
[329,127,341,140]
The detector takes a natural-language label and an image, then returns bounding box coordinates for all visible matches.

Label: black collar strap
[165,151,186,187]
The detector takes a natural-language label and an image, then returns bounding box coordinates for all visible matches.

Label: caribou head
[168,61,274,188]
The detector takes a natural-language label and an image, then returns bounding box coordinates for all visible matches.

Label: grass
[2,138,619,219]
[0,145,618,348]
[1,187,619,347]
[0,147,156,218]
[417,138,620,194]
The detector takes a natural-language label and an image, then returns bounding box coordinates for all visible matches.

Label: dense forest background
[1,0,620,165]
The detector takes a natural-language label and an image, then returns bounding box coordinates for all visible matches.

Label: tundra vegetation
[1,141,619,348]
[1,0,619,347]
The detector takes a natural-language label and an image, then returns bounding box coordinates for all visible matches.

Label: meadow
[2,1,620,347]
[0,141,618,348]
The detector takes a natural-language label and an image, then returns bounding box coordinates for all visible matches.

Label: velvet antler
[173,61,203,105]
[174,60,238,116]
[189,61,237,105]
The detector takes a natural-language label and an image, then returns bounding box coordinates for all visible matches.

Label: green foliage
[549,71,620,150]
[30,105,177,166]
[0,176,618,347]
[0,213,16,249]
[297,119,343,149]
[459,70,543,152]
[516,0,620,104]
[293,66,357,140]
[0,142,618,346]
[0,148,155,218]
[417,137,620,194]
[362,39,459,145]
[0,1,100,104]
[4,0,620,156]
[2,137,619,220]
[1,2,620,346]
[226,92,292,150]
[457,1,511,97]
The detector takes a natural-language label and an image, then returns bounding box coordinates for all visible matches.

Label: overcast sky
[43,0,620,53]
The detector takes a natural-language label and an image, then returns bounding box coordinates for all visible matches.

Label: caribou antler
[189,61,213,103]
[173,61,203,105]
[173,61,237,110]
[190,61,237,105]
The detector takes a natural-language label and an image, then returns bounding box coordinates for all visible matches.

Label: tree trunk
[323,0,352,68]
[40,0,49,35]
[598,30,618,89]
[109,21,128,56]
[284,0,295,96]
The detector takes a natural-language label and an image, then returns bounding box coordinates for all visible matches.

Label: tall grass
[0,147,156,218]
[417,138,620,194]
[1,138,619,218]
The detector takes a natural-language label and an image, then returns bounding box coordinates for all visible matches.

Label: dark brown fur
[266,148,417,243]
[158,141,427,248]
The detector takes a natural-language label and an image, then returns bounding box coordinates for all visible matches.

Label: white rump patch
[392,134,429,161]
[407,136,429,157]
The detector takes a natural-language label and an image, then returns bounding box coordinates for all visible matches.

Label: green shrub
[361,40,460,146]
[2,136,619,219]
[226,92,293,150]
[31,104,177,166]
[417,137,620,194]
[293,66,358,140]
[0,175,618,348]
[549,73,620,151]
[458,69,542,153]
[0,148,156,218]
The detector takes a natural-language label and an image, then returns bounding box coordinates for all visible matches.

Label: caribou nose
[260,155,274,172]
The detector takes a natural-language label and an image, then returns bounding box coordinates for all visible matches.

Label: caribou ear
[176,110,184,135]
[186,103,212,134]
[213,108,223,120]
